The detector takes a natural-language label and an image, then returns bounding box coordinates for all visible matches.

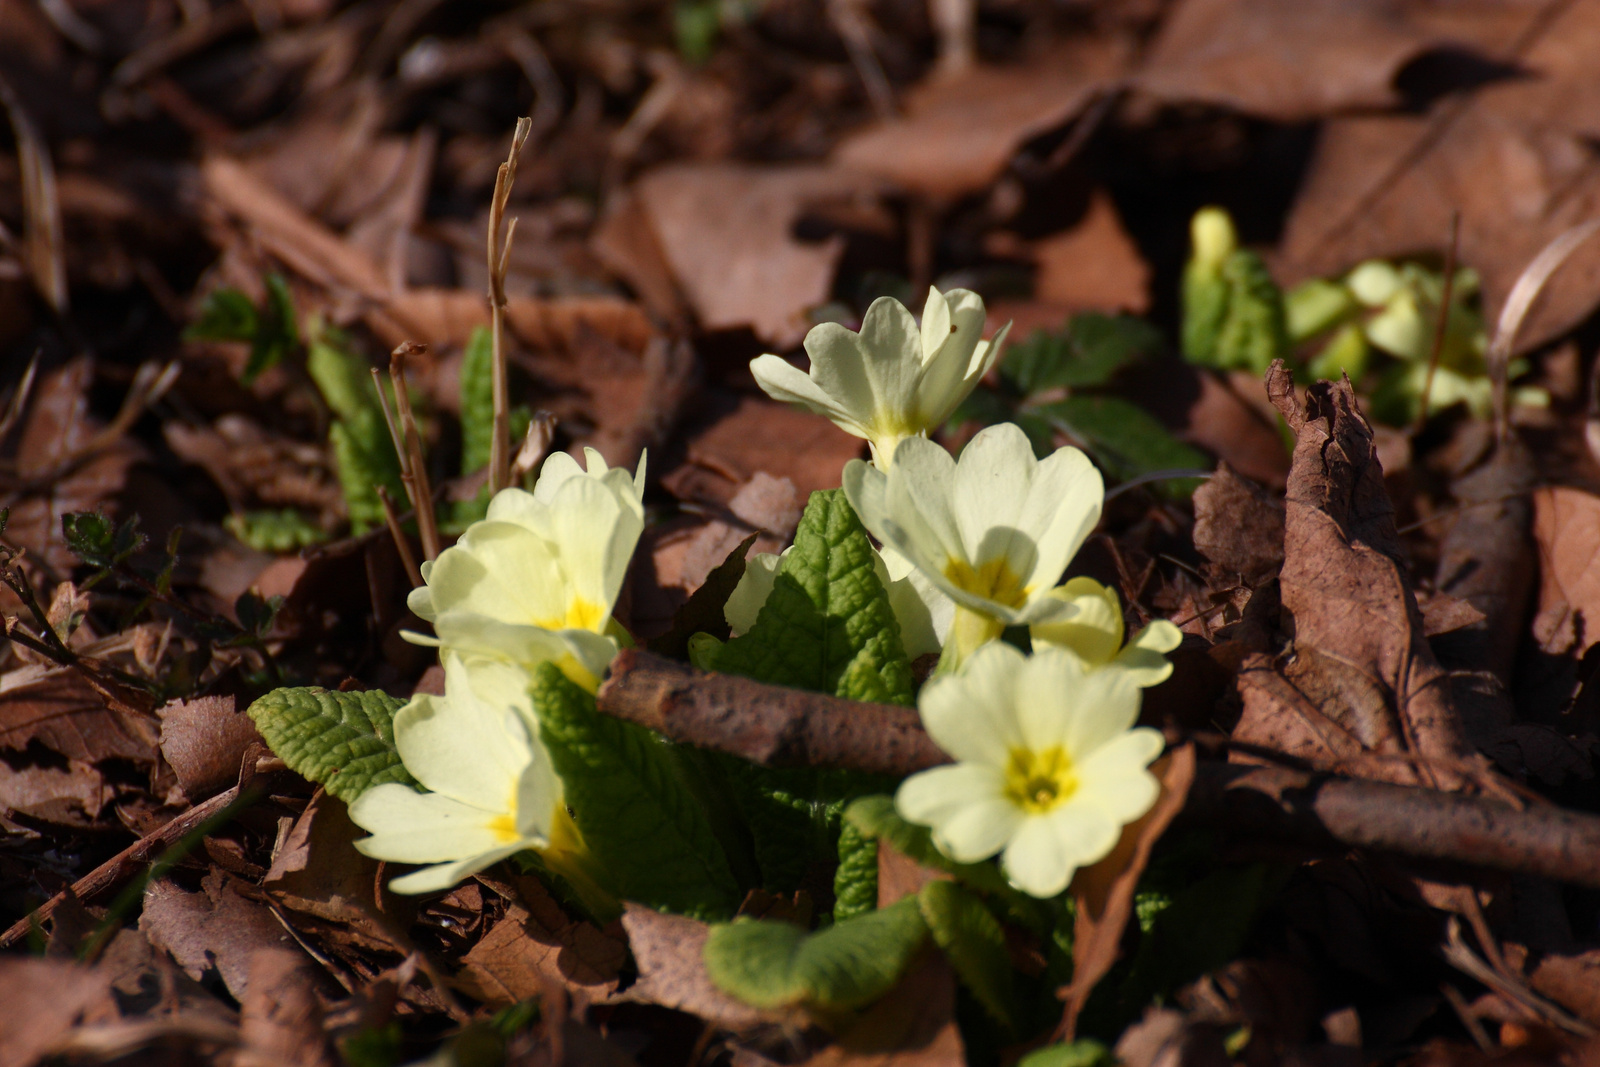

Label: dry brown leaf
[393,288,656,352]
[140,871,298,1002]
[1277,2,1600,351]
[590,182,688,323]
[4,358,142,573]
[455,899,626,1007]
[1259,365,1475,788]
[1061,744,1196,1040]
[0,956,117,1067]
[833,41,1125,202]
[1180,370,1292,490]
[1029,190,1150,313]
[237,947,337,1067]
[877,839,948,908]
[631,163,882,346]
[1191,462,1285,583]
[0,756,107,825]
[801,950,965,1067]
[264,790,412,949]
[158,694,261,801]
[0,665,159,765]
[665,396,864,508]
[1137,0,1442,121]
[1531,487,1600,659]
[618,904,783,1032]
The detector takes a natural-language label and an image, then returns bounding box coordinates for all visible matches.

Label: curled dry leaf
[1061,744,1196,1041]
[833,41,1125,202]
[0,665,159,766]
[1237,365,1477,789]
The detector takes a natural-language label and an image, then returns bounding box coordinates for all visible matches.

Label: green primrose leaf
[530,662,742,921]
[1017,1041,1118,1067]
[306,326,405,533]
[224,507,328,553]
[247,275,300,386]
[1033,396,1209,494]
[459,326,496,478]
[246,687,417,802]
[832,818,879,922]
[186,288,258,344]
[708,489,914,705]
[703,896,929,1012]
[1182,248,1288,374]
[844,796,1012,898]
[1001,314,1164,395]
[918,880,1015,1029]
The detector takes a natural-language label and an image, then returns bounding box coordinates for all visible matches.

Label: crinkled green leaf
[459,326,496,479]
[708,489,914,705]
[185,288,257,344]
[1001,314,1163,395]
[224,507,327,553]
[832,817,879,922]
[530,662,741,921]
[703,896,928,1012]
[1182,249,1287,374]
[917,880,1015,1029]
[722,762,887,893]
[246,687,416,802]
[1034,396,1209,494]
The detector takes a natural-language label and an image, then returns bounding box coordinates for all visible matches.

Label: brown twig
[376,485,422,588]
[0,782,254,949]
[488,118,532,495]
[387,343,441,561]
[1412,210,1460,437]
[597,649,947,777]
[596,650,1600,888]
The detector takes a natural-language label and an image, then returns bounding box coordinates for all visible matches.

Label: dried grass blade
[0,74,67,314]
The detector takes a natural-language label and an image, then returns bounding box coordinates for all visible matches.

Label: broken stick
[596,649,1600,889]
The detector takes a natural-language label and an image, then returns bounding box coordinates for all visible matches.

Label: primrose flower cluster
[349,448,645,894]
[746,287,1179,896]
[351,284,1179,902]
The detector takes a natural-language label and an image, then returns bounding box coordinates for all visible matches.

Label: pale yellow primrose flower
[843,422,1103,664]
[749,287,1011,469]
[349,655,559,894]
[897,642,1164,898]
[724,544,951,660]
[405,448,646,689]
[1030,578,1181,688]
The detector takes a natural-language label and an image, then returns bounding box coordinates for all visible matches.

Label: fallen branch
[597,650,1600,889]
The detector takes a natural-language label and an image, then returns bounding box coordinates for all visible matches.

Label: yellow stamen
[534,596,607,633]
[1002,746,1077,814]
[943,557,1030,609]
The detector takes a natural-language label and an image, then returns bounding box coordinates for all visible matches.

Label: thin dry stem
[487,117,533,495]
[1412,211,1460,436]
[388,343,441,561]
[376,485,422,588]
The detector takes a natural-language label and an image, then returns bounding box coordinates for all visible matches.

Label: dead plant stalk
[488,118,533,494]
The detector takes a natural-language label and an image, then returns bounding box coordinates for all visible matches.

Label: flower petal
[750,353,871,437]
[918,643,1025,765]
[896,762,1008,827]
[1061,666,1143,760]
[393,657,530,807]
[385,842,531,895]
[1074,730,1164,823]
[999,815,1076,898]
[724,551,784,637]
[1020,446,1103,596]
[349,784,515,864]
[1029,578,1124,666]
[855,296,924,429]
[932,794,1024,864]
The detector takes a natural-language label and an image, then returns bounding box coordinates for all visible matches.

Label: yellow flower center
[944,557,1030,609]
[486,812,520,844]
[1002,746,1077,814]
[534,596,606,633]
